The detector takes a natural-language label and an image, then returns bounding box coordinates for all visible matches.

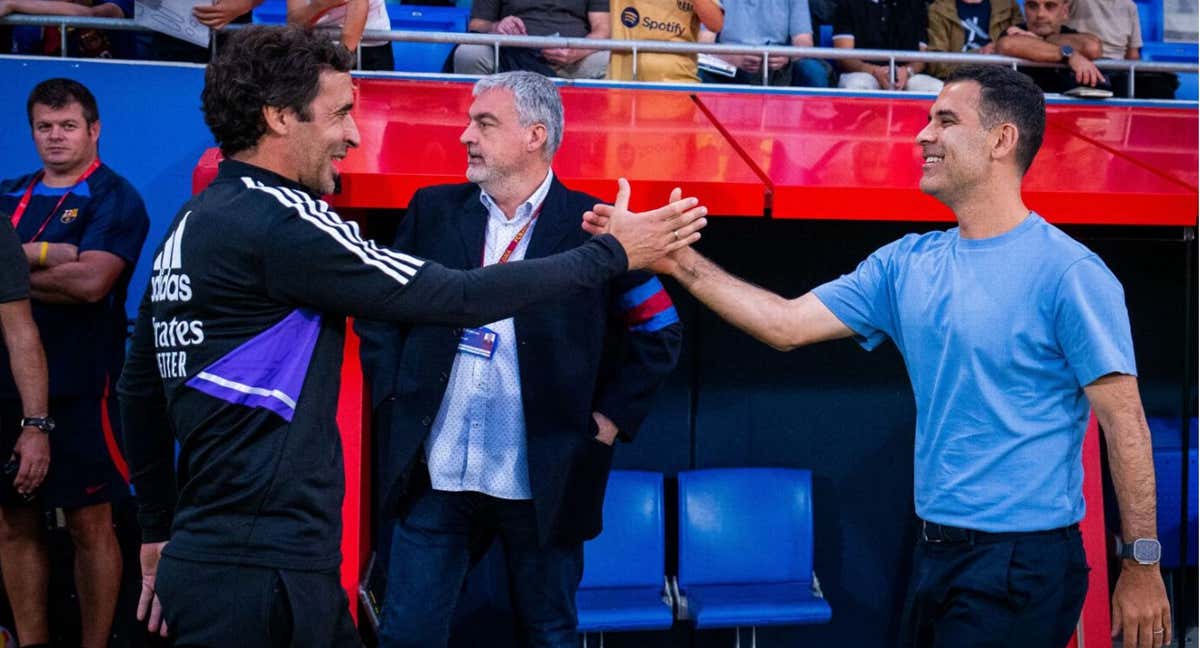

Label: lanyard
[9,158,100,242]
[484,203,544,266]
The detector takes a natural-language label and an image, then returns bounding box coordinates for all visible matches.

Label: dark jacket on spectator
[926,0,1023,77]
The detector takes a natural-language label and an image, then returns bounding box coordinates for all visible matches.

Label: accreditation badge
[457,327,498,360]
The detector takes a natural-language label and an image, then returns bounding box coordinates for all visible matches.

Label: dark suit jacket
[356,178,682,545]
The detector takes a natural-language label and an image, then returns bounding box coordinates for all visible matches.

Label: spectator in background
[454,0,611,79]
[697,0,831,87]
[925,0,1022,78]
[358,70,683,648]
[289,0,394,70]
[996,0,1107,93]
[140,0,264,63]
[833,0,943,91]
[0,78,148,648]
[0,0,135,58]
[608,0,725,82]
[1068,0,1177,97]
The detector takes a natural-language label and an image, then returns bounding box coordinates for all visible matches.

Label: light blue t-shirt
[717,0,814,46]
[812,214,1136,532]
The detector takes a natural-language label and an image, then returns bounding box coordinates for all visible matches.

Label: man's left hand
[193,0,254,30]
[542,48,582,66]
[1068,52,1105,87]
[1111,563,1172,648]
[11,429,49,496]
[592,411,618,445]
[767,54,790,71]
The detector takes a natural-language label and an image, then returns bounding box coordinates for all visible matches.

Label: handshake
[585,178,707,273]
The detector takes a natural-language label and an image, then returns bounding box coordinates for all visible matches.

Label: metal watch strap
[20,416,54,433]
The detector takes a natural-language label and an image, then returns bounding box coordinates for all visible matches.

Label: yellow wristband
[38,242,48,266]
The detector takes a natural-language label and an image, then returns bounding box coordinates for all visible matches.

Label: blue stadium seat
[1176,73,1198,101]
[252,1,467,72]
[676,468,832,636]
[1136,0,1160,42]
[818,24,833,48]
[252,0,286,24]
[387,4,468,72]
[1141,41,1198,62]
[576,470,674,639]
[1138,41,1199,100]
[1148,417,1198,568]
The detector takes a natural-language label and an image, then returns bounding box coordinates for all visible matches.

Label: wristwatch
[1119,537,1162,565]
[20,416,55,434]
[1060,44,1075,63]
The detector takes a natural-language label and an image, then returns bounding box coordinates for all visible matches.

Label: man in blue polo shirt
[0,78,149,648]
[586,65,1170,648]
[698,0,831,87]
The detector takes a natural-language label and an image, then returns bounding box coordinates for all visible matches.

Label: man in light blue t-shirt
[585,65,1171,648]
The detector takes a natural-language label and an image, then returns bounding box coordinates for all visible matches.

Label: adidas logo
[151,212,193,303]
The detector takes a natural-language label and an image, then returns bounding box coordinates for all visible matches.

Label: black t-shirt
[0,218,29,304]
[834,0,928,52]
[956,0,992,51]
[1017,23,1080,92]
[0,164,149,398]
[470,0,608,38]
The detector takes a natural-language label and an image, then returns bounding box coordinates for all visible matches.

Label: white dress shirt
[424,169,555,500]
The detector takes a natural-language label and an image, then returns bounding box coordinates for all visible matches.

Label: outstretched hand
[1112,564,1172,648]
[584,186,701,274]
[585,179,706,271]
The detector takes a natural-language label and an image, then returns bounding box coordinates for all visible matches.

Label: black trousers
[899,522,1089,648]
[155,555,362,647]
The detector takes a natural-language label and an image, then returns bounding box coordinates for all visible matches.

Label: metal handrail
[2,13,1195,96]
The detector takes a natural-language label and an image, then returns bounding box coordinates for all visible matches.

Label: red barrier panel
[195,79,1198,226]
[337,327,370,625]
[693,91,1198,224]
[1069,415,1113,648]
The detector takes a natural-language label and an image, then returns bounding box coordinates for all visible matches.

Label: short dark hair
[27,78,100,125]
[201,25,353,156]
[945,65,1046,174]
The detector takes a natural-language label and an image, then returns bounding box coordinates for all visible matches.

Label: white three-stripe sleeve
[250,179,443,321]
[252,179,629,328]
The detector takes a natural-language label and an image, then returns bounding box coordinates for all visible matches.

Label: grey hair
[473,71,564,160]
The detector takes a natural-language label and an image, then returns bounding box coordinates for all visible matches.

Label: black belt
[919,519,1079,544]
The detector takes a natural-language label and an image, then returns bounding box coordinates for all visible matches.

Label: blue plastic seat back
[388,5,469,72]
[580,470,666,589]
[677,468,814,588]
[252,0,286,24]
[1147,417,1198,567]
[1136,0,1159,42]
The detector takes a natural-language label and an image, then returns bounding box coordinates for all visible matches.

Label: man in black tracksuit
[116,25,705,646]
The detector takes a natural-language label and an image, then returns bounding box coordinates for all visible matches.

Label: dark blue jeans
[379,489,583,648]
[899,523,1089,648]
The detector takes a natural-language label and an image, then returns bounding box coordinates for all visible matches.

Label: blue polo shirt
[0,164,149,399]
[813,214,1136,532]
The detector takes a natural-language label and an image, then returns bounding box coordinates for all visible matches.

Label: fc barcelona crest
[59,208,78,223]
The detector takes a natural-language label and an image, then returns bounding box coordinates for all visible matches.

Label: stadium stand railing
[1,13,1196,99]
